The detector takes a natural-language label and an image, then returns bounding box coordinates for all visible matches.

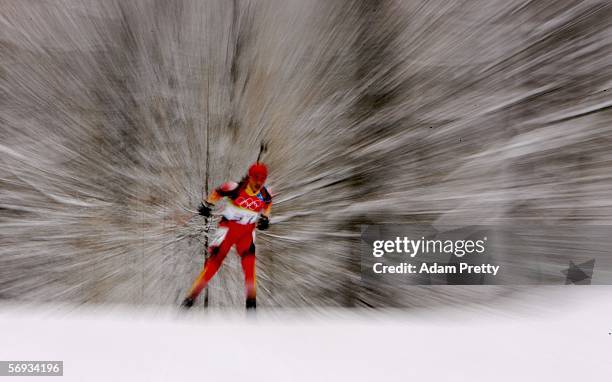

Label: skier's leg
[186,225,234,301]
[241,254,256,309]
[236,229,257,309]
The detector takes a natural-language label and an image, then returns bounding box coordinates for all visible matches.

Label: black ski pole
[256,141,268,163]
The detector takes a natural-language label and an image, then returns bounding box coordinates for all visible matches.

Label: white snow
[1,287,611,381]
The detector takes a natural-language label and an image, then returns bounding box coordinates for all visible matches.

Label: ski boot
[181,297,194,309]
[246,297,257,310]
[246,297,256,310]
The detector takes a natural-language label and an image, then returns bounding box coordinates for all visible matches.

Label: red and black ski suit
[187,180,272,304]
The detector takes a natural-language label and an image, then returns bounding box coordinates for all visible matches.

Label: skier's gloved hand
[257,215,270,230]
[198,202,214,217]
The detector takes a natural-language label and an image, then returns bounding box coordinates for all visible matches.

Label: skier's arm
[261,186,272,219]
[257,208,270,230]
[198,182,238,216]
[204,189,223,205]
[262,203,271,218]
[257,189,272,230]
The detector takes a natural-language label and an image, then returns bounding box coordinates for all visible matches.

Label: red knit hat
[248,162,268,182]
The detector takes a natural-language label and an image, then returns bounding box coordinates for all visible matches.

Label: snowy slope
[1,288,610,381]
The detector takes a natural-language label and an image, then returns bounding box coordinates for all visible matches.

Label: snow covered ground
[1,287,610,381]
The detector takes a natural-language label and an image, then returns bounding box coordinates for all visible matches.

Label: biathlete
[182,162,271,309]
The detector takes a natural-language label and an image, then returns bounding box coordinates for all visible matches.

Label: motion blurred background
[1,0,611,308]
